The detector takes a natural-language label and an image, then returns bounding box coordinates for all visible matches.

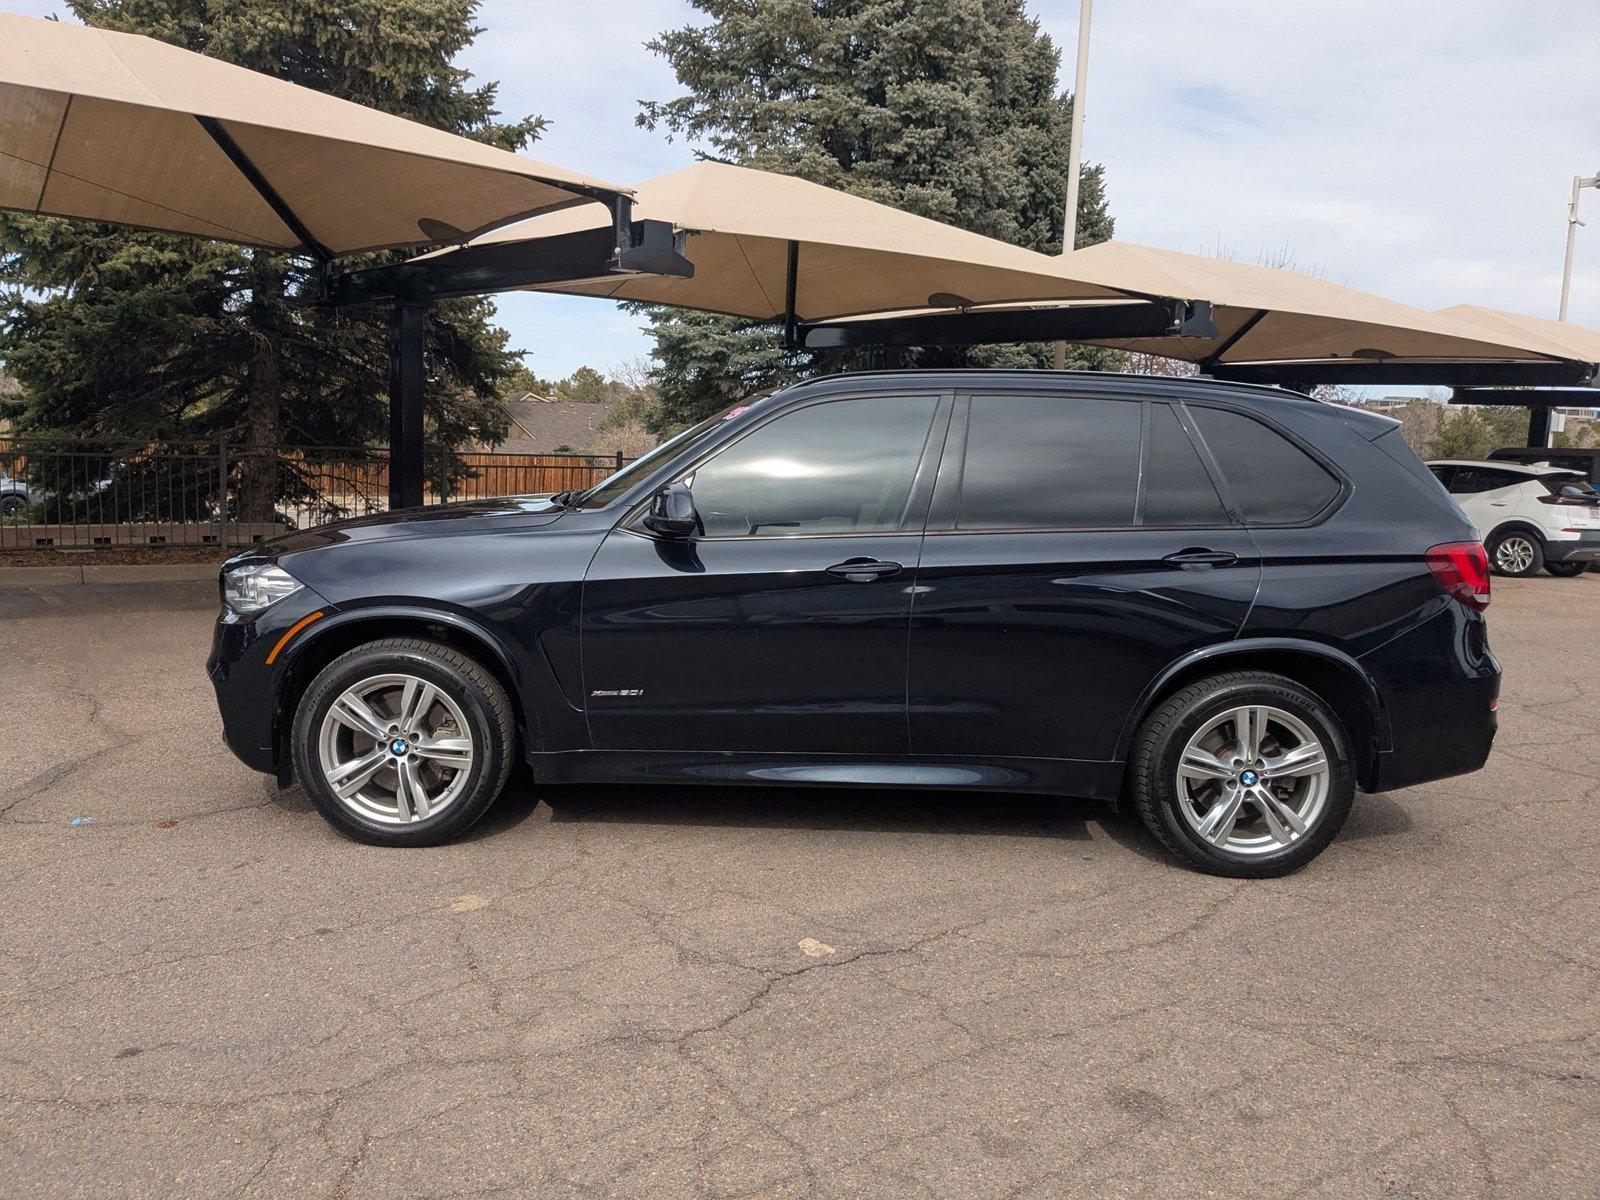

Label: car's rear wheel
[1545,560,1588,578]
[1130,672,1355,878]
[293,638,515,846]
[1487,529,1543,577]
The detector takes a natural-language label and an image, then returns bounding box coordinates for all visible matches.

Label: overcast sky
[10,1,1600,382]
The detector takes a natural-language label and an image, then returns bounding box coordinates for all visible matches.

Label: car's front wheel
[1130,672,1355,878]
[292,638,515,846]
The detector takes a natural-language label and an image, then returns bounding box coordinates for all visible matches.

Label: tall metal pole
[1053,0,1095,371]
[388,301,427,510]
[1558,173,1599,321]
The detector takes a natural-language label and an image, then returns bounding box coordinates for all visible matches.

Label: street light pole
[1558,172,1600,321]
[1052,0,1094,371]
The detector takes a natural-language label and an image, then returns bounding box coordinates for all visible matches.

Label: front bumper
[1543,531,1600,564]
[206,585,332,775]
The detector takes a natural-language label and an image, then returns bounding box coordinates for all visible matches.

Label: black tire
[292,638,516,846]
[1545,561,1588,578]
[1130,671,1356,878]
[1487,528,1544,577]
[0,495,24,518]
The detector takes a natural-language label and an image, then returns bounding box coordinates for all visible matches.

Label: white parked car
[1427,459,1600,577]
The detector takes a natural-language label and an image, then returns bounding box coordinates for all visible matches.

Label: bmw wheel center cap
[390,738,410,757]
[1239,769,1259,786]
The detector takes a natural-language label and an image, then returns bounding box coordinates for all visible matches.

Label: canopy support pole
[388,302,427,510]
[195,116,333,262]
[1527,407,1553,449]
[782,240,800,351]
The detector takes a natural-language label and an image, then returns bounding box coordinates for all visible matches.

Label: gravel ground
[0,575,1595,1199]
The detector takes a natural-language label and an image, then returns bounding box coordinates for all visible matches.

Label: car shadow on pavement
[520,779,1104,842]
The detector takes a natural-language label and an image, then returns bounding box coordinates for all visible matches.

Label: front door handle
[1162,548,1239,571]
[825,557,903,582]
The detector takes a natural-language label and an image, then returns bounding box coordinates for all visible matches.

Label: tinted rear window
[958,395,1142,529]
[1541,474,1599,497]
[1190,406,1341,524]
[1143,403,1229,526]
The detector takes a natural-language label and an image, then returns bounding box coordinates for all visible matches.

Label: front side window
[957,394,1142,529]
[1189,406,1342,524]
[688,395,939,536]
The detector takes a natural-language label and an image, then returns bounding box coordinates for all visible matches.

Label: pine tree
[636,0,1117,431]
[0,0,538,519]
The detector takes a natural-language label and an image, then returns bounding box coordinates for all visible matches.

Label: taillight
[1537,494,1598,506]
[1426,541,1490,611]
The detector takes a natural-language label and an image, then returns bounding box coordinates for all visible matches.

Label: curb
[0,563,219,588]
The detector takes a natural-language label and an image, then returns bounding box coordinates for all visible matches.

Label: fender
[1112,636,1392,763]
[1484,519,1545,544]
[271,602,541,753]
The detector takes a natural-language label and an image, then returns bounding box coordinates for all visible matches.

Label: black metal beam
[782,240,800,350]
[1199,309,1268,370]
[1527,407,1553,449]
[388,302,427,510]
[1449,386,1600,407]
[325,219,692,307]
[794,299,1217,351]
[196,116,333,262]
[1212,360,1597,388]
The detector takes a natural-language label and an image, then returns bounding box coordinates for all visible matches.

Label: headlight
[222,562,302,617]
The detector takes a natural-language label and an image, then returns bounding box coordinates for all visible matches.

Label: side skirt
[526,750,1125,800]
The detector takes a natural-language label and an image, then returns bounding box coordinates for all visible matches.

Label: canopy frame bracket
[195,116,333,263]
[322,219,692,307]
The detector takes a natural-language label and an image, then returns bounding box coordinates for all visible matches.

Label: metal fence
[0,439,629,551]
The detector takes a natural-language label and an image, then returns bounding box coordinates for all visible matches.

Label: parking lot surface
[1,574,1596,1199]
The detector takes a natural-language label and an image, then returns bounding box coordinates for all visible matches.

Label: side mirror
[644,481,698,537]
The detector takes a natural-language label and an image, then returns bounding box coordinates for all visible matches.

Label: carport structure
[4,11,1598,501]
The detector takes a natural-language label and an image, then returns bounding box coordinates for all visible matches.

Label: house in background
[481,391,654,457]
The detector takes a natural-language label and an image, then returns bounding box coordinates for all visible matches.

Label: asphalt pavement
[1,574,1595,1198]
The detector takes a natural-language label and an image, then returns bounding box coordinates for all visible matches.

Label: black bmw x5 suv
[209,371,1499,876]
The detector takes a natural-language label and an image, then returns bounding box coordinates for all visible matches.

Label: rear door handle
[826,557,903,582]
[1162,548,1239,570]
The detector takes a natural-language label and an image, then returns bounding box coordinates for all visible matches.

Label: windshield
[573,406,741,508]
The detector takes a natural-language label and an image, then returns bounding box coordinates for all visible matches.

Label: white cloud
[1036,0,1600,329]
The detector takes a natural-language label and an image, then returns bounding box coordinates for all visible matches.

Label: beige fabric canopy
[439,160,1127,320]
[0,11,628,256]
[1436,304,1600,366]
[447,173,1577,368]
[1055,242,1570,367]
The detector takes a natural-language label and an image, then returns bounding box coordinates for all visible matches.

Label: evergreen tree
[0,0,538,518]
[636,0,1117,431]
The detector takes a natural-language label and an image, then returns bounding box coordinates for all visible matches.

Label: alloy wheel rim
[317,673,474,825]
[1174,704,1330,858]
[1496,537,1535,573]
